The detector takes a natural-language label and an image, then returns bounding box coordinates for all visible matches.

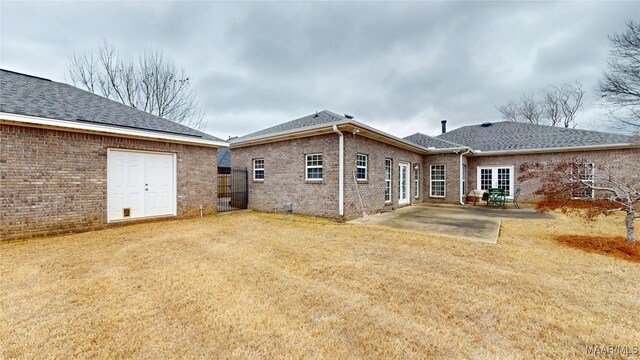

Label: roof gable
[403,132,464,149]
[436,121,632,151]
[0,69,222,142]
[234,110,347,142]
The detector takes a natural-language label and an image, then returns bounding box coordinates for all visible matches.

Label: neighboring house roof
[217,147,231,168]
[0,69,225,144]
[234,110,347,142]
[436,121,634,152]
[404,132,464,149]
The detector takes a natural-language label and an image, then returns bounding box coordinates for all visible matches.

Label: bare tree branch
[598,21,640,133]
[67,41,206,130]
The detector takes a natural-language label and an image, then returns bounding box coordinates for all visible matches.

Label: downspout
[459,149,471,204]
[332,125,344,217]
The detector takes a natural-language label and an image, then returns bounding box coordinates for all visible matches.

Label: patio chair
[511,188,521,209]
[486,188,506,207]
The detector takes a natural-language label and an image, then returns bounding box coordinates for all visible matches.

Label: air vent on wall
[123,208,131,217]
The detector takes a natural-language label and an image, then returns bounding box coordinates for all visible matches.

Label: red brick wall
[343,135,423,219]
[232,133,424,220]
[423,153,463,203]
[0,124,217,241]
[467,149,640,201]
[232,134,341,218]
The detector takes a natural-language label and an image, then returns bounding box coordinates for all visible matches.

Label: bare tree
[521,93,545,124]
[598,21,640,133]
[520,158,639,243]
[67,41,206,130]
[497,82,584,128]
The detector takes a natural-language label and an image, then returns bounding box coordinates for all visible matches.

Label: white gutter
[471,143,638,156]
[0,111,229,148]
[459,149,472,204]
[332,125,344,217]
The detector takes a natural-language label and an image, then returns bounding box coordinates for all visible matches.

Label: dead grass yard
[1,211,639,359]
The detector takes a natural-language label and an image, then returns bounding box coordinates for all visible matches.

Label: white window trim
[384,158,392,203]
[305,153,323,181]
[414,163,420,198]
[429,164,446,198]
[572,162,595,199]
[476,165,515,198]
[356,154,368,181]
[253,158,265,181]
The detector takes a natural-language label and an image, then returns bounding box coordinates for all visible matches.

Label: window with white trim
[430,164,446,197]
[356,154,368,181]
[414,163,420,198]
[253,159,264,180]
[384,159,392,202]
[573,163,595,198]
[305,154,323,180]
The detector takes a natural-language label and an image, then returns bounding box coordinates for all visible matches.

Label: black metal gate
[217,167,248,212]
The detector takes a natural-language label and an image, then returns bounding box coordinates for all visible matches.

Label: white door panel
[107,150,175,222]
[477,166,514,197]
[398,163,410,205]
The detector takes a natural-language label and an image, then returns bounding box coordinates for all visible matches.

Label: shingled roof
[403,132,464,149]
[233,110,348,142]
[435,121,633,152]
[0,69,223,142]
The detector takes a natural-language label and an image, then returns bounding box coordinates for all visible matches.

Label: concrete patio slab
[348,203,554,244]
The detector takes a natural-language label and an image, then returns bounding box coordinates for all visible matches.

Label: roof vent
[481,122,492,127]
[344,114,354,119]
[313,112,319,118]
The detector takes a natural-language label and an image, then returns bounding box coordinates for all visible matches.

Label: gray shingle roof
[0,69,222,142]
[233,110,348,142]
[404,132,464,149]
[435,121,633,151]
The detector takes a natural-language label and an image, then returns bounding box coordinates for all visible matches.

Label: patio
[348,203,554,243]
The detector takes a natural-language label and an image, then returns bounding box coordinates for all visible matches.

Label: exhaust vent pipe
[441,120,447,134]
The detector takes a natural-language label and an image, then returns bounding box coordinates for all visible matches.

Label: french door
[478,166,514,197]
[398,162,410,204]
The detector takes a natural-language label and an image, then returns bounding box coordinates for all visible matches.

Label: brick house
[0,69,228,241]
[231,110,639,220]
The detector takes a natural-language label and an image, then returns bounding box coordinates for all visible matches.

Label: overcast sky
[1,1,638,139]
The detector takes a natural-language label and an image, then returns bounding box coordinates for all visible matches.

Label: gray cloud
[1,1,638,139]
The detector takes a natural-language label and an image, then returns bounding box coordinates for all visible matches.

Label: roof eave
[470,143,638,156]
[231,119,432,153]
[0,111,229,148]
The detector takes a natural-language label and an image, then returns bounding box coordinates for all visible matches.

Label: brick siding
[232,134,340,218]
[232,133,424,220]
[467,149,640,201]
[0,124,217,241]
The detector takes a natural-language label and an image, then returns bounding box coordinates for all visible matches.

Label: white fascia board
[470,143,638,156]
[0,111,229,148]
[231,119,433,153]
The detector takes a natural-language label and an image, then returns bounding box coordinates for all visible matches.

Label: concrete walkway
[348,203,554,244]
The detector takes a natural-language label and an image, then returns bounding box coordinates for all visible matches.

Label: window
[305,154,323,180]
[384,159,392,203]
[573,163,595,198]
[430,164,446,197]
[356,154,368,181]
[253,159,264,180]
[414,163,420,198]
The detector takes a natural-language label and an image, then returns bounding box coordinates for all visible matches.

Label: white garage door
[107,149,176,222]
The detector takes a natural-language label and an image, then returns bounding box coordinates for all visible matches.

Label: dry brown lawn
[1,211,639,359]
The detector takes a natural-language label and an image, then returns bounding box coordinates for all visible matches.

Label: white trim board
[1,111,228,148]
